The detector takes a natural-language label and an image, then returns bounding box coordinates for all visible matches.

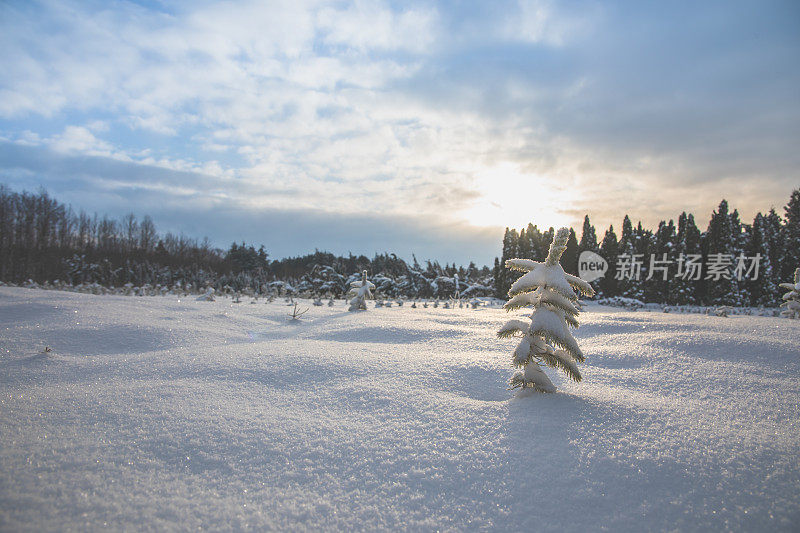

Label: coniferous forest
[1,184,798,306]
[0,185,493,299]
[494,189,800,306]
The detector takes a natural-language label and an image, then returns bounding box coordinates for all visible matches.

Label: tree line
[494,189,800,306]
[5,183,797,305]
[0,185,493,298]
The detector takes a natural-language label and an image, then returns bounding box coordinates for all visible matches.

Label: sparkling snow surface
[1,287,799,531]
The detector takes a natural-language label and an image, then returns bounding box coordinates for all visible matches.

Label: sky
[0,0,798,266]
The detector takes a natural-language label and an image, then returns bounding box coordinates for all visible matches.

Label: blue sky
[1,0,798,265]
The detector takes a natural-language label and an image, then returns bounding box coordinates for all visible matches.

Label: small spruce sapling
[498,227,595,392]
[348,270,375,311]
[780,268,800,319]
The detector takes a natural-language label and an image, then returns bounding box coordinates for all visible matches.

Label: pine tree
[598,225,619,297]
[764,208,785,284]
[674,213,697,304]
[748,213,778,306]
[630,222,651,301]
[493,257,502,298]
[348,270,374,311]
[578,215,598,254]
[526,223,547,261]
[616,215,636,298]
[498,228,595,393]
[645,220,676,303]
[779,268,800,319]
[517,227,532,260]
[703,200,742,305]
[732,209,750,306]
[781,190,800,281]
[494,228,520,297]
[561,228,579,275]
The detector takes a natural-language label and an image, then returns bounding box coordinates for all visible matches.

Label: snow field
[1,287,799,531]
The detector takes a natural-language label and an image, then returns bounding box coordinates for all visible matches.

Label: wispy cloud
[0,0,797,263]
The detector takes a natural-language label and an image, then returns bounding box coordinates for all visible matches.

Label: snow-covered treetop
[505,227,595,301]
[350,270,375,294]
[780,267,800,319]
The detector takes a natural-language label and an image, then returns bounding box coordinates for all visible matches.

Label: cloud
[155,204,501,267]
[317,1,438,53]
[0,0,797,259]
[398,0,800,230]
[48,126,116,156]
[0,141,502,264]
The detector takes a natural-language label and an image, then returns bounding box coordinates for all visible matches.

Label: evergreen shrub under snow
[498,228,595,392]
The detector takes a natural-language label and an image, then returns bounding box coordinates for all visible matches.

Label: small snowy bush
[714,306,731,317]
[780,268,800,319]
[196,287,215,301]
[348,271,374,311]
[498,227,595,393]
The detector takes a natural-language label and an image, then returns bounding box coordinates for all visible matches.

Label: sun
[460,162,573,231]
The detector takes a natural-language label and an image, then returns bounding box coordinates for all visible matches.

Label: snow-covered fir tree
[782,191,800,282]
[348,271,374,311]
[196,287,215,301]
[780,268,800,319]
[748,212,780,306]
[673,212,702,305]
[498,227,595,392]
[704,200,745,305]
[645,219,676,303]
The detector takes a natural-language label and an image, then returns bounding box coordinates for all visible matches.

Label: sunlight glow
[461,162,573,231]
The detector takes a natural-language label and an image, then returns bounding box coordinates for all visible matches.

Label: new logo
[578,251,608,282]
